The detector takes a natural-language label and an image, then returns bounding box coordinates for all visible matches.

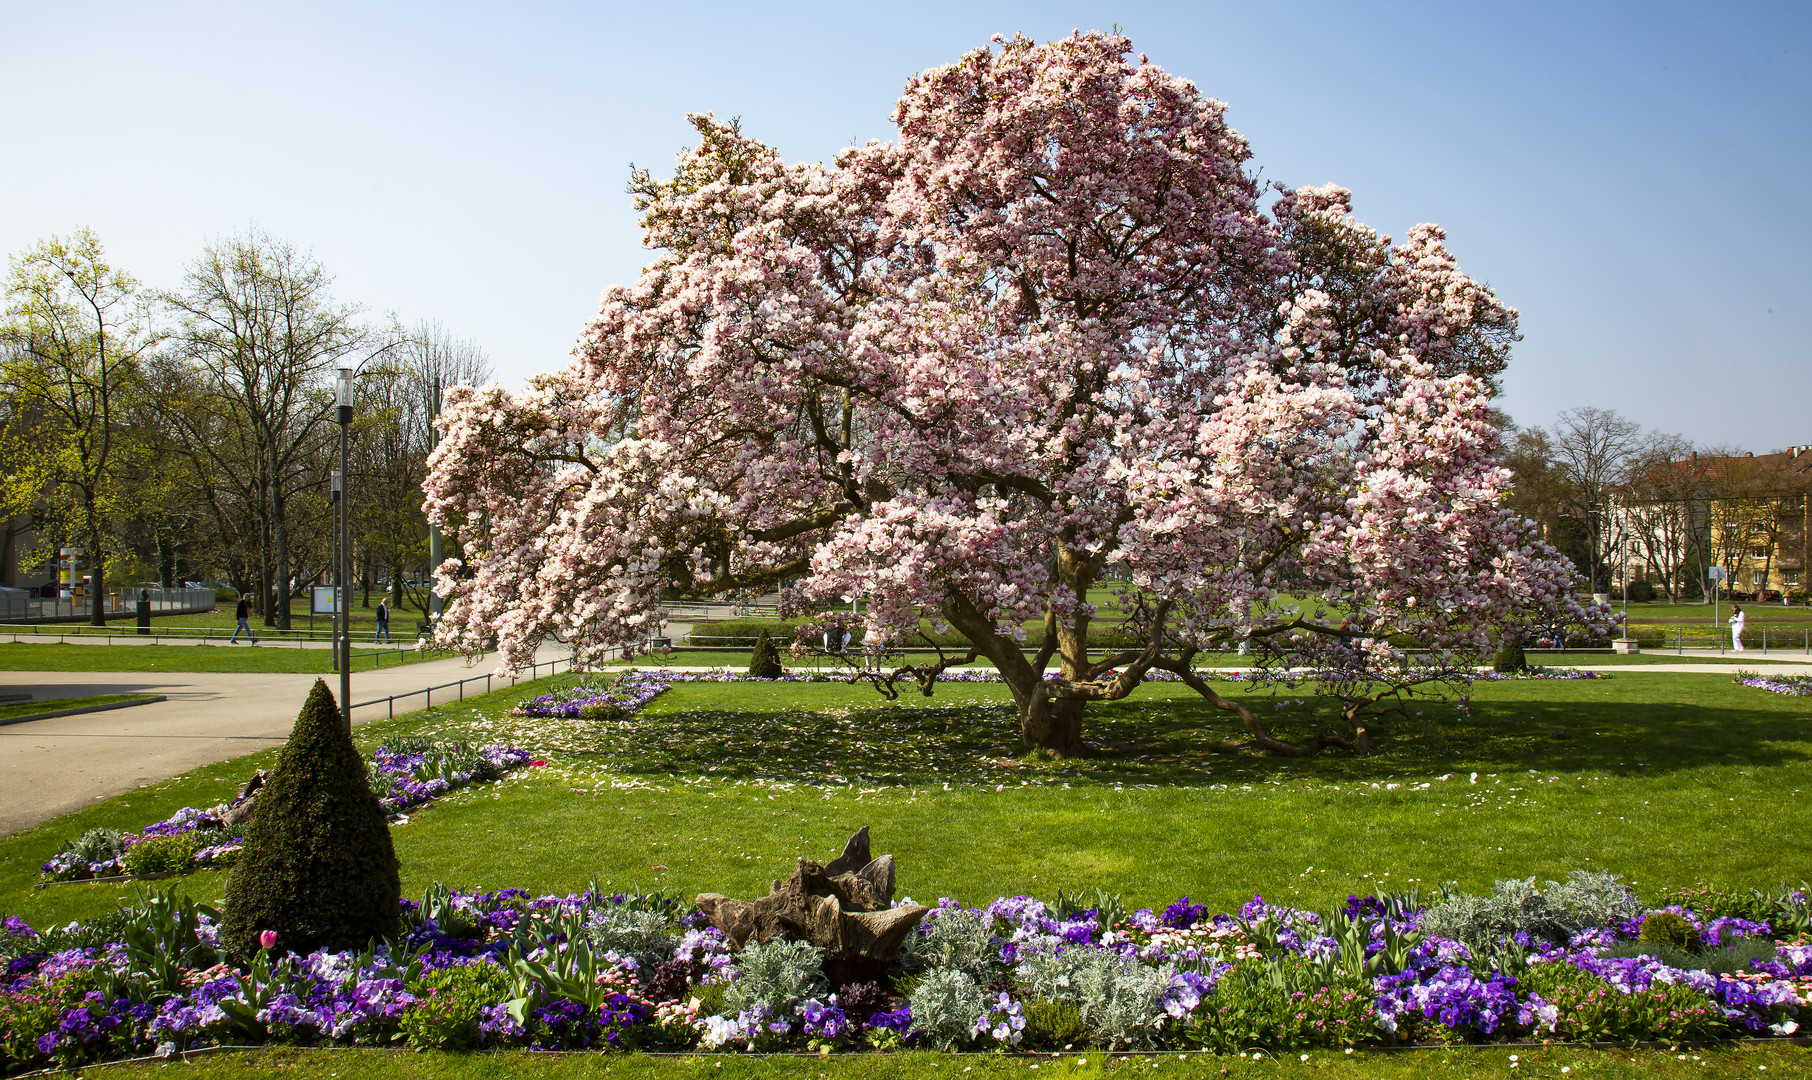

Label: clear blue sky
[3,2,1806,449]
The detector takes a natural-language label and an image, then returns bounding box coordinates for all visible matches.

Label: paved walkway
[0,645,570,838]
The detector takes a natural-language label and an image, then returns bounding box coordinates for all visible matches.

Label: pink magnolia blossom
[423,32,1607,756]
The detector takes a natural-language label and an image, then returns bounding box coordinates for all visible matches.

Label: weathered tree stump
[695,827,929,987]
[220,769,266,829]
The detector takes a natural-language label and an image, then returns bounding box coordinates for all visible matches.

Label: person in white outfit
[1729,604,1746,652]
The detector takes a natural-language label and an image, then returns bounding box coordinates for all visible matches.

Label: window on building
[1752,547,1769,559]
[1754,570,1768,586]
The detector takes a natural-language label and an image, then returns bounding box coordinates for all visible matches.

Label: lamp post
[330,468,343,673]
[336,367,354,732]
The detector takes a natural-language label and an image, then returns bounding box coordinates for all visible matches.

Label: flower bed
[37,739,533,883]
[1734,670,1812,696]
[2,874,1807,1072]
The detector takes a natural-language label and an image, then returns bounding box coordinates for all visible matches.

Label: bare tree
[161,230,364,629]
[354,321,489,614]
[1620,433,1704,602]
[1551,407,1645,592]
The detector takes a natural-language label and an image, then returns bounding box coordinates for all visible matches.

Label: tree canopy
[425,32,1605,755]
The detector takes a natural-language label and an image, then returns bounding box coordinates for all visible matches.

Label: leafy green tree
[0,229,156,623]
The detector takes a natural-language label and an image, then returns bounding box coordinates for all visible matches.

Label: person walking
[374,599,390,643]
[1729,603,1746,652]
[229,593,256,644]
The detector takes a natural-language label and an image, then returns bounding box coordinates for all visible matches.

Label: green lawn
[72,1044,1812,1080]
[0,691,154,722]
[7,669,1809,934]
[0,641,447,674]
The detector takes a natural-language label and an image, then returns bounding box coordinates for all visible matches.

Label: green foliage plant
[1662,881,1812,937]
[1521,962,1727,1042]
[748,629,784,679]
[905,967,988,1050]
[401,961,513,1050]
[719,938,827,1023]
[219,679,401,962]
[47,827,126,879]
[122,831,208,877]
[582,903,681,968]
[115,886,223,998]
[1015,947,1174,1048]
[1182,957,1376,1052]
[898,908,998,980]
[1418,871,1638,949]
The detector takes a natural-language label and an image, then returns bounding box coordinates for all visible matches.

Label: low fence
[0,587,216,624]
[350,655,576,720]
[0,623,419,646]
[1629,625,1812,655]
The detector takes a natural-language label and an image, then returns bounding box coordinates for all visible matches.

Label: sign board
[311,585,342,615]
[1707,566,1726,581]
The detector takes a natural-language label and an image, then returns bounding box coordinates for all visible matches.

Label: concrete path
[0,645,570,838]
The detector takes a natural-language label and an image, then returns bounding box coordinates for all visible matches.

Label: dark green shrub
[1625,580,1657,603]
[219,679,401,962]
[1638,911,1702,951]
[748,629,784,679]
[122,832,206,876]
[1021,998,1086,1050]
[1492,633,1527,673]
[401,961,513,1049]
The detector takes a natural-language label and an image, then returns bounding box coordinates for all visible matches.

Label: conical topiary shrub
[749,629,784,679]
[1492,632,1528,674]
[220,679,400,962]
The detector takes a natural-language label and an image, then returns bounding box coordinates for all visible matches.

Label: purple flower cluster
[4,881,1809,1069]
[513,673,675,718]
[39,740,531,882]
[365,744,532,813]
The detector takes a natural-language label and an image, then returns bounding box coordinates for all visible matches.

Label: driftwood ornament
[695,827,929,985]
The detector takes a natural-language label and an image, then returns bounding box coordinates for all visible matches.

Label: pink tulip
[259,930,277,950]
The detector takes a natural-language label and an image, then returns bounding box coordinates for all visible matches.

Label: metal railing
[0,623,423,646]
[351,655,576,720]
[0,586,216,623]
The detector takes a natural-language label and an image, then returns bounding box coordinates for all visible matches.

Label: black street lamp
[336,366,354,732]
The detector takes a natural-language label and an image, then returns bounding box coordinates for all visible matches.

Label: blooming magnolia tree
[425,32,1609,756]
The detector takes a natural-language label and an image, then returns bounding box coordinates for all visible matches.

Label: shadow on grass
[436,673,1812,788]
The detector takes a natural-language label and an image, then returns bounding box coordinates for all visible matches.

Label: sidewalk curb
[0,695,166,727]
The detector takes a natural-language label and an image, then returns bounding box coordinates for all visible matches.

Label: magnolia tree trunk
[1021,692,1088,758]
